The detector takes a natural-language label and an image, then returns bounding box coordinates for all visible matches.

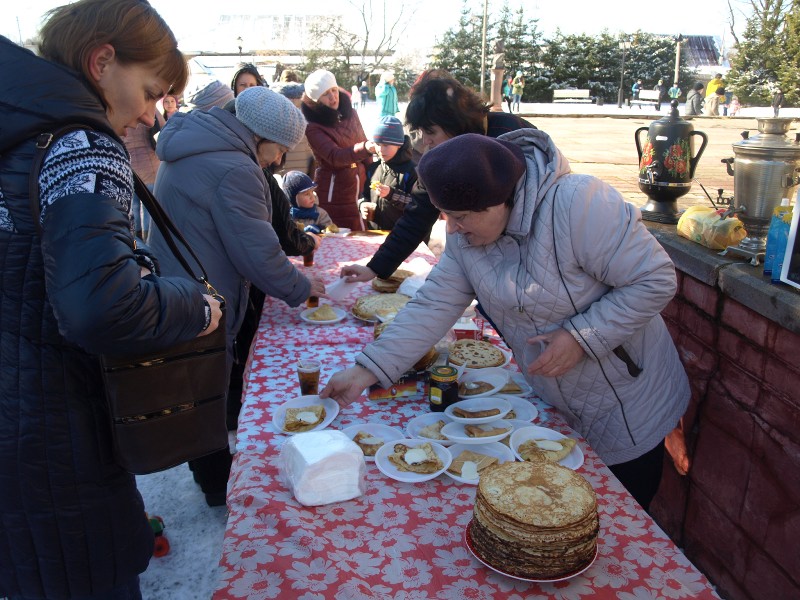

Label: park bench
[629,89,661,109]
[552,89,594,103]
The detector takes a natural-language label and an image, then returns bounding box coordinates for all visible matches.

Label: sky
[2,0,753,50]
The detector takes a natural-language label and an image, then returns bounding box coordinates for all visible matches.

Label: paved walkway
[358,100,798,215]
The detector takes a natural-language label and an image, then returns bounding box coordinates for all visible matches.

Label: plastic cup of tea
[297,359,321,395]
[303,252,314,267]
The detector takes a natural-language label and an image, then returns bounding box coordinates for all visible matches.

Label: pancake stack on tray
[468,461,598,580]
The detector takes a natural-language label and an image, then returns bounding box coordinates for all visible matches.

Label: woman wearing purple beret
[323,132,690,512]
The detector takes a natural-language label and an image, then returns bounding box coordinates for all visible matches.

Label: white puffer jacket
[358,128,689,465]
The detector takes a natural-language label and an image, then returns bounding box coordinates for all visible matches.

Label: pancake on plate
[388,442,443,474]
[518,437,577,463]
[283,405,326,432]
[352,293,410,321]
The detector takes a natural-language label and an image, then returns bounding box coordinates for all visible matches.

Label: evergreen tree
[777,0,800,105]
[429,1,484,89]
[726,0,790,105]
[501,7,541,100]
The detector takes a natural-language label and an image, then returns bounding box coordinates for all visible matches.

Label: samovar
[635,100,708,223]
[720,117,800,266]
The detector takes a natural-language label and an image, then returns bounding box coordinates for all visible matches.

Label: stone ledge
[647,223,800,335]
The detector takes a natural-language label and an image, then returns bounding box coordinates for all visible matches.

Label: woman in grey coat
[149,86,325,504]
[323,132,689,511]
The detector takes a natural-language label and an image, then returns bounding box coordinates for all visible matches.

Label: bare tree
[349,0,417,77]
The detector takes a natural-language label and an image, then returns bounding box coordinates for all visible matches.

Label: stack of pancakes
[469,461,598,580]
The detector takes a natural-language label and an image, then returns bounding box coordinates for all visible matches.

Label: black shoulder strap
[28,124,221,298]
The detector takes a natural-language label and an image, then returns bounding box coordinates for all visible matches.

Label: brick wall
[651,269,800,600]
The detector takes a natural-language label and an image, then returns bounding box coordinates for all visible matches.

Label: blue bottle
[764,198,791,276]
[771,208,793,283]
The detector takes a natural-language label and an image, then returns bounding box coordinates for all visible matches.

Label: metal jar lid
[431,366,458,382]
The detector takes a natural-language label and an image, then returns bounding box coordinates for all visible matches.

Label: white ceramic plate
[272,395,339,435]
[374,438,452,483]
[465,522,598,582]
[456,368,510,399]
[350,309,379,324]
[509,425,584,470]
[300,305,346,325]
[326,227,352,238]
[341,423,404,462]
[498,371,533,396]
[496,395,538,422]
[405,412,454,446]
[445,397,512,424]
[441,421,513,445]
[444,442,516,485]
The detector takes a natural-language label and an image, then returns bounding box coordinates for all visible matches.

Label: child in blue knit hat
[360,116,418,231]
[282,171,335,234]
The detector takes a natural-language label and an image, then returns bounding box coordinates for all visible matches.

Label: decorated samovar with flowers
[634,100,708,223]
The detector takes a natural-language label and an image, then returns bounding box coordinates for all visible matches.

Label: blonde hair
[38,0,188,98]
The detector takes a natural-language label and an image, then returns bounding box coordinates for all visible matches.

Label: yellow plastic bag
[677,206,747,250]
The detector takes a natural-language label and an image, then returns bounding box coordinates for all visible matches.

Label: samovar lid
[733,118,800,158]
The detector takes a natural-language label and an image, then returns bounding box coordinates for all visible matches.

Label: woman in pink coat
[301,70,376,230]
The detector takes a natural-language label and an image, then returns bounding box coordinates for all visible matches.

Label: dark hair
[405,70,491,137]
[231,63,266,96]
[693,82,704,91]
[38,0,188,98]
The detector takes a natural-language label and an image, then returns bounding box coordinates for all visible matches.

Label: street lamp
[673,34,685,91]
[479,0,488,96]
[237,36,243,57]
[617,39,632,108]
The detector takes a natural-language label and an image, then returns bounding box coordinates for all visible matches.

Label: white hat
[304,70,338,102]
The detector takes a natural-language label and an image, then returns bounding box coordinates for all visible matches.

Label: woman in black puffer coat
[0,1,221,598]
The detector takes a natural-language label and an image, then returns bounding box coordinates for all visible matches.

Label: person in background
[0,1,222,598]
[341,69,535,283]
[728,95,742,117]
[359,80,369,108]
[283,170,335,233]
[704,86,724,116]
[184,76,234,111]
[123,111,165,238]
[503,76,513,112]
[512,70,525,112]
[772,88,784,117]
[685,82,704,116]
[301,69,376,231]
[149,86,324,505]
[653,78,667,110]
[668,82,682,102]
[323,132,690,513]
[230,62,265,97]
[631,78,642,100]
[351,82,361,109]
[705,73,724,99]
[280,69,301,83]
[360,116,418,231]
[162,93,180,120]
[272,81,315,176]
[376,70,399,117]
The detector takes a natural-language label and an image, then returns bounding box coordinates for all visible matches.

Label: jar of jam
[429,365,459,412]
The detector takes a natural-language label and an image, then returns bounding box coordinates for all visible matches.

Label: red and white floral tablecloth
[214,234,719,600]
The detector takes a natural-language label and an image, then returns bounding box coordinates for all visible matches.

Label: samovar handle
[688,130,709,178]
[634,127,649,161]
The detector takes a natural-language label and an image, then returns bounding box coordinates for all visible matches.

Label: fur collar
[301,88,355,127]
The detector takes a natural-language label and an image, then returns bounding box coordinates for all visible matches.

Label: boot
[188,448,232,507]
